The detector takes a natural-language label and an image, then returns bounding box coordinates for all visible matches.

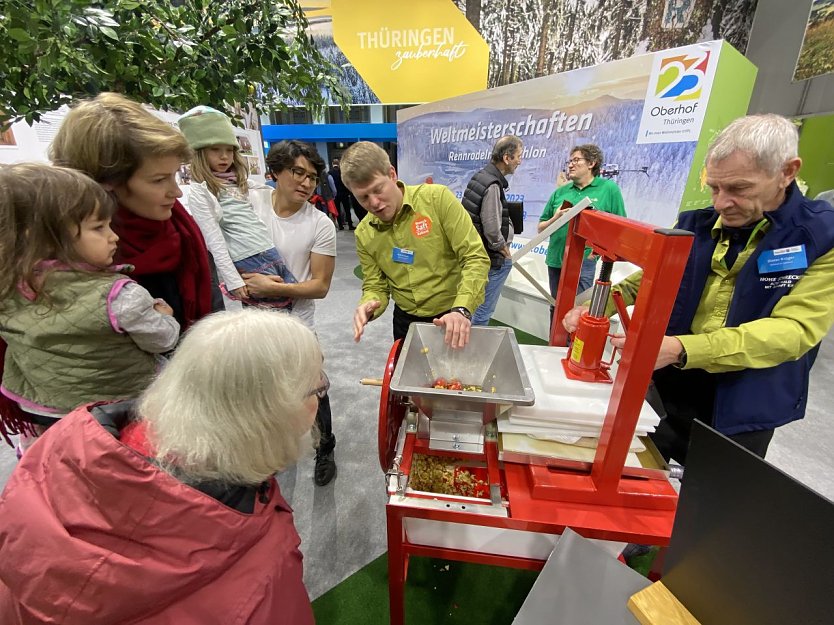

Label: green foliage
[795,11,834,82]
[0,0,349,127]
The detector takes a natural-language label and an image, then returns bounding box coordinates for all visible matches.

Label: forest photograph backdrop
[305,0,759,103]
[794,0,834,81]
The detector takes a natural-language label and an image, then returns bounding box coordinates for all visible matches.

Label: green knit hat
[177,105,238,150]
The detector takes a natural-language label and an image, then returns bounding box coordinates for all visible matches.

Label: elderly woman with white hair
[0,309,324,625]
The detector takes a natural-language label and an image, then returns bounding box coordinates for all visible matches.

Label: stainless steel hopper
[388,323,534,453]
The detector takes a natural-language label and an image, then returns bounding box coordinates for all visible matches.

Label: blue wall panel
[262,123,397,143]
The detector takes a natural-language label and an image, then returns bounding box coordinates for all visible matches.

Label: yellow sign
[570,337,584,363]
[331,0,489,104]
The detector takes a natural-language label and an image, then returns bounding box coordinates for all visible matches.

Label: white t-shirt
[268,201,337,329]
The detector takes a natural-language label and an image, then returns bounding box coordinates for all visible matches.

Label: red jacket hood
[0,407,313,625]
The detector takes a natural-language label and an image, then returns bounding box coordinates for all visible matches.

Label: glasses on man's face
[566,157,587,166]
[308,371,330,400]
[289,166,319,186]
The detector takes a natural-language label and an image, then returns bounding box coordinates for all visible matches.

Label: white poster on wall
[0,104,266,187]
[635,41,721,144]
[0,107,70,165]
[232,127,267,181]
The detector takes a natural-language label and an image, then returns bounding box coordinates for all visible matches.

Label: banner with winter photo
[400,41,754,232]
[464,0,759,89]
[300,0,759,104]
[397,39,755,338]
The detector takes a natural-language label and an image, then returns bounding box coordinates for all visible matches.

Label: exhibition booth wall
[397,40,757,339]
[798,113,834,199]
[0,107,268,198]
[298,0,759,105]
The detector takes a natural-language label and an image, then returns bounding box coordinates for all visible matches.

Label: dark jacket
[665,183,834,434]
[461,162,511,269]
[330,166,348,198]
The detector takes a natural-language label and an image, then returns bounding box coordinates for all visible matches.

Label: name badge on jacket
[392,247,415,264]
[758,245,808,274]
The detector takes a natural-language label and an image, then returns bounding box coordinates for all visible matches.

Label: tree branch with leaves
[0,0,348,128]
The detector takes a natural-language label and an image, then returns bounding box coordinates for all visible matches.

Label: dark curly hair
[570,144,604,177]
[265,140,325,178]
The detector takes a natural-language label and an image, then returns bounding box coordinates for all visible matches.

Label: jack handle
[600,290,632,370]
[611,290,631,332]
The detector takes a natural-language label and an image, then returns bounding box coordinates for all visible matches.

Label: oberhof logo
[655,50,711,101]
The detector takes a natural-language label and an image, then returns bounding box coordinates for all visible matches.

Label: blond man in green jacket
[342,142,490,349]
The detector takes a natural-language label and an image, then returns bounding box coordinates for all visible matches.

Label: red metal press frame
[542,209,693,508]
[382,210,693,624]
[383,425,682,625]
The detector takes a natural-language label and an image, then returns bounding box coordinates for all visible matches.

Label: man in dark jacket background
[460,135,523,325]
[330,157,365,230]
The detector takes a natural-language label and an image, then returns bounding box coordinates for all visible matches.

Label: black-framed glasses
[566,157,587,166]
[289,166,319,186]
[308,371,330,400]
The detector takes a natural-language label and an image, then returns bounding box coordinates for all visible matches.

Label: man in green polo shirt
[538,144,626,315]
[341,142,490,349]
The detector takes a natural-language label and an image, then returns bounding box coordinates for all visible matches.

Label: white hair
[706,114,798,175]
[139,309,322,485]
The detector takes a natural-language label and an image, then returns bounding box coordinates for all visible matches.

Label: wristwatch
[450,306,472,320]
[673,346,688,369]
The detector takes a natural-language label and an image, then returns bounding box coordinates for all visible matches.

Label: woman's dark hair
[265,140,325,178]
[491,135,522,164]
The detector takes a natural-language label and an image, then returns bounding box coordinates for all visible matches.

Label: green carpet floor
[312,554,538,625]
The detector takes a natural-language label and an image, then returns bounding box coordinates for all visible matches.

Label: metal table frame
[380,209,694,624]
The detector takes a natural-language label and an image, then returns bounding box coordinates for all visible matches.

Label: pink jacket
[0,407,314,625]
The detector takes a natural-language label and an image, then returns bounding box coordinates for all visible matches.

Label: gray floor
[1,228,833,602]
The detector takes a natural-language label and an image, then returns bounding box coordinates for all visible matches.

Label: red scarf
[0,339,36,446]
[113,200,212,329]
[120,420,155,457]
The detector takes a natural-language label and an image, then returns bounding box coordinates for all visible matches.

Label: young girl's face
[75,213,119,268]
[111,155,183,221]
[205,145,236,174]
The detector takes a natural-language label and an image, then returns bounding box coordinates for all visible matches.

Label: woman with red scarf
[0,93,223,448]
[49,92,221,329]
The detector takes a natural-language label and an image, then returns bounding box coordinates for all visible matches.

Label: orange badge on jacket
[412,215,432,238]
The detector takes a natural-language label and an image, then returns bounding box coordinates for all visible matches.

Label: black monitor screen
[663,421,833,625]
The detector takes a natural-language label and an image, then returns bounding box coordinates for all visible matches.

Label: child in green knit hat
[178,105,296,309]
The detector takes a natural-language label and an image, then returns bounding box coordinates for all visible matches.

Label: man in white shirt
[244,140,338,486]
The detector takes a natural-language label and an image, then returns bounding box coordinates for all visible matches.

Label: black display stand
[663,420,833,625]
[514,420,834,624]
